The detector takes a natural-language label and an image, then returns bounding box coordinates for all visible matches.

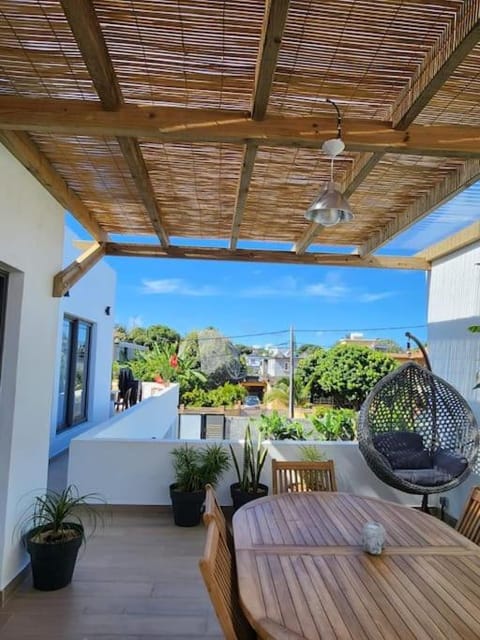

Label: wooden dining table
[232,492,480,640]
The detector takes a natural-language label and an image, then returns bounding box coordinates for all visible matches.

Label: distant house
[260,349,300,383]
[113,339,147,362]
[338,332,426,367]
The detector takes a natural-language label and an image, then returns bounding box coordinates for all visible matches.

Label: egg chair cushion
[373,431,432,470]
[395,468,453,487]
[432,448,468,477]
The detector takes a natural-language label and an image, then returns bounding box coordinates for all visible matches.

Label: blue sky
[67,180,480,349]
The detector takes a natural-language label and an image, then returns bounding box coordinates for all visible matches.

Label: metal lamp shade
[305,181,354,226]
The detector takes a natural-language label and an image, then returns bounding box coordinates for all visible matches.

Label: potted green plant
[170,443,230,527]
[19,485,102,591]
[229,423,269,512]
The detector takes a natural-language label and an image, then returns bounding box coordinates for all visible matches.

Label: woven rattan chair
[456,486,480,544]
[203,484,232,548]
[271,459,337,494]
[359,362,479,508]
[199,520,256,640]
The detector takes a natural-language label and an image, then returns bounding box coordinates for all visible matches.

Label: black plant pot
[230,482,269,512]
[26,524,83,591]
[169,483,206,527]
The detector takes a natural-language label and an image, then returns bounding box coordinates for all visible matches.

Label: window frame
[56,316,92,432]
[0,269,7,382]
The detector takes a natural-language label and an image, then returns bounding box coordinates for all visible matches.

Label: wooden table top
[233,492,480,640]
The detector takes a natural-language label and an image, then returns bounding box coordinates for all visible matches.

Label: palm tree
[264,377,309,409]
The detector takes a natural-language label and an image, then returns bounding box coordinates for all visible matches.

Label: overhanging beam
[2,97,480,157]
[417,221,480,262]
[104,242,430,271]
[60,0,169,247]
[53,242,106,297]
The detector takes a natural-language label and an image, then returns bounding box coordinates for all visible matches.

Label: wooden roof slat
[392,0,480,129]
[359,158,480,257]
[0,130,106,242]
[230,0,290,250]
[105,242,430,271]
[417,221,480,262]
[294,152,383,255]
[1,97,480,158]
[60,0,169,248]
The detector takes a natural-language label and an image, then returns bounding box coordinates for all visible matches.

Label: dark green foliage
[230,424,268,493]
[295,348,329,402]
[182,383,246,407]
[19,485,103,544]
[127,325,181,349]
[311,408,357,441]
[312,344,397,410]
[257,410,310,440]
[170,443,230,492]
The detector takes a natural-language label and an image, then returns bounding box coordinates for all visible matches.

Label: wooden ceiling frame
[0,130,106,242]
[359,159,480,257]
[359,2,480,257]
[229,0,290,250]
[2,98,480,157]
[104,242,429,271]
[416,220,480,263]
[52,242,106,297]
[60,0,169,248]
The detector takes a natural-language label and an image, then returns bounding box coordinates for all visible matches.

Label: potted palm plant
[229,423,269,512]
[170,443,230,527]
[19,485,102,591]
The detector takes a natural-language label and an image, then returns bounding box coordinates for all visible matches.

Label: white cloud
[141,278,219,296]
[305,282,349,298]
[357,291,395,303]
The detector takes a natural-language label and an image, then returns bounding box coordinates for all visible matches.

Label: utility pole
[288,325,295,419]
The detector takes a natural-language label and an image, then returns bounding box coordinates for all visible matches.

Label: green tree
[264,377,309,408]
[314,344,397,409]
[114,324,128,341]
[296,347,328,402]
[127,324,180,349]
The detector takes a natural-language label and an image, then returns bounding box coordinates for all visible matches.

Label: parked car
[244,395,261,408]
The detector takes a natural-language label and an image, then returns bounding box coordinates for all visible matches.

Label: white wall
[427,241,480,519]
[49,229,116,458]
[0,146,64,590]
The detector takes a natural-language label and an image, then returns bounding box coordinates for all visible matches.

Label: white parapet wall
[69,384,431,508]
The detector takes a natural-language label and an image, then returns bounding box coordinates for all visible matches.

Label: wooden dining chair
[272,459,337,494]
[199,520,257,640]
[456,486,480,544]
[203,483,232,548]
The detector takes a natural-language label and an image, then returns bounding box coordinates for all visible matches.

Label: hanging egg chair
[358,359,479,508]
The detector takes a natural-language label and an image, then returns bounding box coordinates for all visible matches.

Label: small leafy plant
[170,443,230,493]
[230,423,268,493]
[298,444,326,462]
[311,408,357,441]
[257,410,310,440]
[20,485,103,544]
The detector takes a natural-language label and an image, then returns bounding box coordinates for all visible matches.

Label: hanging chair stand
[358,333,479,512]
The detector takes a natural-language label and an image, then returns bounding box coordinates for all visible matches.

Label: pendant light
[305,99,354,226]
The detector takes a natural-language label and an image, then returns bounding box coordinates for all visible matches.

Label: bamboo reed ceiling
[1,0,480,275]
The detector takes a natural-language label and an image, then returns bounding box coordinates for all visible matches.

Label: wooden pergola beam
[53,242,106,297]
[2,97,480,158]
[293,152,383,254]
[60,0,169,248]
[104,242,430,271]
[230,0,290,250]
[392,2,480,130]
[359,159,480,257]
[417,221,480,262]
[0,130,106,242]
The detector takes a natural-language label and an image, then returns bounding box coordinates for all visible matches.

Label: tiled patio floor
[0,509,222,639]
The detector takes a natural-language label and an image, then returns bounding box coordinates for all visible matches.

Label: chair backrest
[272,459,337,494]
[203,484,231,547]
[199,520,256,640]
[456,486,480,544]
